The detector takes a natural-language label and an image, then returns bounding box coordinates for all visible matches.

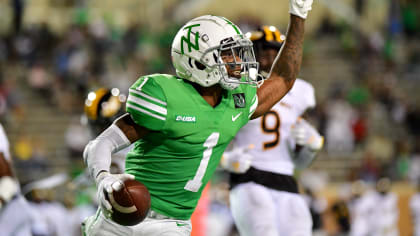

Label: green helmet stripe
[217,16,241,35]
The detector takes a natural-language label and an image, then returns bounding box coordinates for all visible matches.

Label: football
[106,179,151,226]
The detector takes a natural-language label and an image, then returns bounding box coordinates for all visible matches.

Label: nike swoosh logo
[232,112,243,122]
[176,223,188,227]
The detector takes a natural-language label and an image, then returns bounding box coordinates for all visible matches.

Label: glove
[291,118,323,151]
[95,171,135,218]
[0,176,19,207]
[221,144,254,173]
[289,0,314,19]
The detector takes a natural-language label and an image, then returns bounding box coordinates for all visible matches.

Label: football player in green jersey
[82,1,314,235]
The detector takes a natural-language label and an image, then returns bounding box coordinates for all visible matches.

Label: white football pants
[82,209,192,236]
[0,195,34,236]
[229,182,312,236]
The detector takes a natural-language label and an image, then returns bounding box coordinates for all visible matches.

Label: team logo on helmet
[180,24,201,54]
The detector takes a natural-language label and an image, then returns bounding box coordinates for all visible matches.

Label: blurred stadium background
[0,0,420,235]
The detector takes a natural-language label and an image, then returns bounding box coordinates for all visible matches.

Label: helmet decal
[180,24,201,54]
[262,26,282,42]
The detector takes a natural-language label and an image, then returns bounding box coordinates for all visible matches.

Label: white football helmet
[171,15,260,90]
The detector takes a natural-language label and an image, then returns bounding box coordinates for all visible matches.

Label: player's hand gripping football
[95,171,135,218]
[289,0,314,19]
[291,118,323,151]
[221,144,255,173]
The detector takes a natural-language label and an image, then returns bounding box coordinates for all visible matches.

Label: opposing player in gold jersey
[222,26,323,236]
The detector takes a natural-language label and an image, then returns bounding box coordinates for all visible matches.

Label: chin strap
[219,76,240,90]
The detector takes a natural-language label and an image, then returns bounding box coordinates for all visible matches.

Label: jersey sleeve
[294,78,316,112]
[248,94,258,119]
[304,82,316,110]
[126,76,167,131]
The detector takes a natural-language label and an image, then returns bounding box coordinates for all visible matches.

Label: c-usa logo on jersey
[175,115,196,123]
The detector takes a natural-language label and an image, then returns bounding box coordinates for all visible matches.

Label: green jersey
[125,74,258,219]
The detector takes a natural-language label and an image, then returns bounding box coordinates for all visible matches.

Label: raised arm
[252,0,312,119]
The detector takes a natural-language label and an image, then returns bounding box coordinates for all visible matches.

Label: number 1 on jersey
[184,132,220,192]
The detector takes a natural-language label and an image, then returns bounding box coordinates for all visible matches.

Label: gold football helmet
[246,25,285,77]
[84,88,126,134]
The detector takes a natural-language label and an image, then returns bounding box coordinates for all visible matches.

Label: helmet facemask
[199,35,261,90]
